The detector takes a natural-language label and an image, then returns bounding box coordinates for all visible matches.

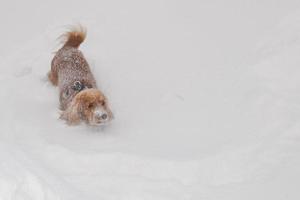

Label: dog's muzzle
[93,109,111,125]
[95,112,108,121]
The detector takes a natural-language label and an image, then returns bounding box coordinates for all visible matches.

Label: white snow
[1,0,300,199]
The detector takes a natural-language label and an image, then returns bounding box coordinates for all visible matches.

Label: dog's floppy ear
[60,99,82,125]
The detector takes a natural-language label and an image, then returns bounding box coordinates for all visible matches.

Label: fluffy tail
[60,25,87,48]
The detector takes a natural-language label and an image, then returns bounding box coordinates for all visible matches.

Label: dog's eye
[88,103,95,109]
[100,101,105,106]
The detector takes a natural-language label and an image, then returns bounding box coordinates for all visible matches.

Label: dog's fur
[48,25,113,125]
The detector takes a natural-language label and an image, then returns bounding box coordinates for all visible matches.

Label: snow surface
[1,0,300,199]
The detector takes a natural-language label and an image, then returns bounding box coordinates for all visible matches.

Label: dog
[48,25,113,126]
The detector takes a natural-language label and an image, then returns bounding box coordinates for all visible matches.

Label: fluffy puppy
[48,25,113,125]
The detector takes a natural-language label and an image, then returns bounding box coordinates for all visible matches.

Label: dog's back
[49,26,97,110]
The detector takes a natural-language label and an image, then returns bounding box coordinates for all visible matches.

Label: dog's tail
[60,25,87,48]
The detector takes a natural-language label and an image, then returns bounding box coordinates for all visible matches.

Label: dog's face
[61,88,113,126]
[80,89,113,126]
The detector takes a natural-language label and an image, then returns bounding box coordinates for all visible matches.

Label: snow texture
[1,0,300,199]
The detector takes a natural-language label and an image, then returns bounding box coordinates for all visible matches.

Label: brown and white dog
[48,25,113,126]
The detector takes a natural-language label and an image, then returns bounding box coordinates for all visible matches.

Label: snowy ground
[1,0,300,199]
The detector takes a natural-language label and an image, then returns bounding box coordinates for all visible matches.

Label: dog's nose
[101,113,108,120]
[95,112,108,121]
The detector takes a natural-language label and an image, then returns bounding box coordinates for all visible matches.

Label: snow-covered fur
[48,25,113,125]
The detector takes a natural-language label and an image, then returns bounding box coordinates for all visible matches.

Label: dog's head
[61,88,113,126]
